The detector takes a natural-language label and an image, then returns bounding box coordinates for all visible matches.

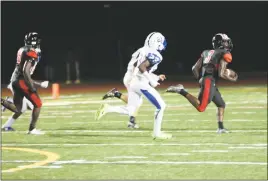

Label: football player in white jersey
[95,32,171,139]
[127,32,171,139]
[95,32,166,128]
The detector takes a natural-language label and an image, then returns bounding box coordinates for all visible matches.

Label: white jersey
[132,46,162,83]
[124,46,162,86]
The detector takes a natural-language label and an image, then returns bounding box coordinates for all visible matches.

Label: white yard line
[105,156,147,159]
[151,153,190,156]
[228,147,267,149]
[2,160,266,165]
[2,143,266,147]
[192,150,229,153]
[1,129,267,134]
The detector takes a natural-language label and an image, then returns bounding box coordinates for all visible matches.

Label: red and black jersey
[10,45,41,83]
[200,49,232,81]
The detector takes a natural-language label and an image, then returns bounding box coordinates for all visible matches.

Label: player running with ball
[166,33,238,133]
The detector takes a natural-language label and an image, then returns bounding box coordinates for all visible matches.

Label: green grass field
[1,84,267,180]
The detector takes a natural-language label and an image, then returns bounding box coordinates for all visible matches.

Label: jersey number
[203,50,215,64]
[16,48,24,64]
[147,53,160,64]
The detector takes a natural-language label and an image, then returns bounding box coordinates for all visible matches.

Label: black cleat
[102,88,118,100]
[127,121,139,129]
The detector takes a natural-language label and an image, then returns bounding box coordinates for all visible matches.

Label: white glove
[149,80,160,88]
[41,81,49,88]
[143,71,160,88]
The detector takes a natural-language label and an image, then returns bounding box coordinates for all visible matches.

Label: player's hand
[159,74,166,81]
[150,80,160,88]
[41,81,49,88]
[231,74,238,82]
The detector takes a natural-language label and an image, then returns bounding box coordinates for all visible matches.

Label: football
[226,69,237,78]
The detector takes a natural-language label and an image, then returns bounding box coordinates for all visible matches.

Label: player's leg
[2,90,24,131]
[1,97,33,130]
[212,88,228,133]
[65,61,71,84]
[127,89,143,129]
[25,93,43,134]
[102,88,128,103]
[139,85,171,139]
[18,80,44,134]
[1,97,19,113]
[95,103,129,120]
[166,78,214,112]
[24,97,34,111]
[74,61,81,84]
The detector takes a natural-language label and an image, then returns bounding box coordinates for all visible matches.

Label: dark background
[1,1,267,83]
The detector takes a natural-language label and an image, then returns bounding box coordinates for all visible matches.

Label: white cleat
[95,104,108,120]
[27,128,45,135]
[166,84,185,93]
[217,128,229,134]
[152,132,172,140]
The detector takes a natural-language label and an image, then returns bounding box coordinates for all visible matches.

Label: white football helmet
[144,32,167,52]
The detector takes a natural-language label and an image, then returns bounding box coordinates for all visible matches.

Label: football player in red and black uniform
[166,33,238,134]
[1,32,49,134]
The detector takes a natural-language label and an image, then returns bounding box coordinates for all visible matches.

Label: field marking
[2,129,267,134]
[18,165,62,169]
[1,147,60,173]
[151,153,190,156]
[2,143,267,147]
[228,147,267,149]
[105,156,147,159]
[2,160,265,165]
[7,119,266,125]
[192,150,229,153]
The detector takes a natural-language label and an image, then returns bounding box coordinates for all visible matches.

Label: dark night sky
[1,1,267,83]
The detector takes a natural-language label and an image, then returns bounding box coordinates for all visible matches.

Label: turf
[1,85,267,180]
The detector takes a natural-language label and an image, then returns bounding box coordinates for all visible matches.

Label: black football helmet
[212,33,233,51]
[24,32,41,48]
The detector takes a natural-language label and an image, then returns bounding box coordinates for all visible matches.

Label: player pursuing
[1,32,49,134]
[166,33,238,133]
[95,32,166,130]
[127,32,171,139]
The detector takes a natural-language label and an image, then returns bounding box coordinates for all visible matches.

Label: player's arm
[192,58,202,80]
[150,73,166,81]
[218,54,238,82]
[23,60,37,92]
[138,60,159,87]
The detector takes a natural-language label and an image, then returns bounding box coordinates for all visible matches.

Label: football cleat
[2,127,15,131]
[95,104,108,120]
[166,84,184,93]
[153,132,172,140]
[102,88,118,100]
[65,80,72,84]
[217,128,229,134]
[27,128,45,135]
[127,121,139,129]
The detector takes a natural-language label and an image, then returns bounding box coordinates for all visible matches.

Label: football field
[1,82,267,180]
